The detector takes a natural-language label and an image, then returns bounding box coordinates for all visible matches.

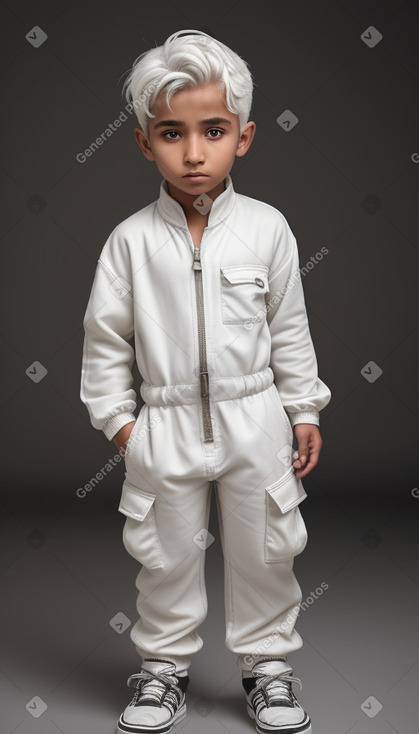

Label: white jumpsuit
[80,174,331,673]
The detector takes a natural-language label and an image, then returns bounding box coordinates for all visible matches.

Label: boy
[80,29,331,734]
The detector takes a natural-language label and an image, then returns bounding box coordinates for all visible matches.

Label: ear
[235,121,256,158]
[134,127,155,161]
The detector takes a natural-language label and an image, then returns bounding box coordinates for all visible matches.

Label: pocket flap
[220,265,269,290]
[118,479,156,521]
[265,467,307,513]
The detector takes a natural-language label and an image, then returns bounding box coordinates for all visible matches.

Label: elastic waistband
[140,367,274,407]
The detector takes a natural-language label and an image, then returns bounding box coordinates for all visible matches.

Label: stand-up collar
[156,174,236,229]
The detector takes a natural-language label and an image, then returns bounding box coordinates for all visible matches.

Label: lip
[183,173,209,178]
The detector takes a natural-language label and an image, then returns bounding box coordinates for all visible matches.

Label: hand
[113,421,136,459]
[292,424,323,479]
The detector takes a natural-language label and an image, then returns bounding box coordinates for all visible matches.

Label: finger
[297,441,310,466]
[295,446,320,478]
[292,450,303,469]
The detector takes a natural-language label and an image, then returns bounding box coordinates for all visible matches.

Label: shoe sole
[246,702,312,734]
[117,701,186,734]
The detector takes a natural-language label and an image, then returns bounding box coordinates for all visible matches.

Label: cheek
[152,142,176,161]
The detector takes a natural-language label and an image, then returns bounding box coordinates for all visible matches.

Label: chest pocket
[220,264,270,325]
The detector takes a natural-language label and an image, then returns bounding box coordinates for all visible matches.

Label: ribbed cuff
[102,412,137,441]
[288,411,319,427]
[237,653,288,672]
[135,648,191,673]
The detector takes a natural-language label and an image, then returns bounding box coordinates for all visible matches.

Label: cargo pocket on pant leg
[118,479,164,570]
[264,466,308,563]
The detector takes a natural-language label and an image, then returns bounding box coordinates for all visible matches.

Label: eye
[162,130,180,140]
[207,128,223,138]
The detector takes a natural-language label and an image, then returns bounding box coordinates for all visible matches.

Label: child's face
[134,82,255,208]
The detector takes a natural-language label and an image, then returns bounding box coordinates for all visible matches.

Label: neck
[167,177,227,220]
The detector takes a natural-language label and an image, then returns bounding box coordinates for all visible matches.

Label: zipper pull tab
[193,247,202,270]
[200,371,209,397]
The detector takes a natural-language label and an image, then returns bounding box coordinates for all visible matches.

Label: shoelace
[253,672,303,706]
[127,670,182,707]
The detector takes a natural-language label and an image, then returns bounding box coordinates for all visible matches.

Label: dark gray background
[1,1,418,733]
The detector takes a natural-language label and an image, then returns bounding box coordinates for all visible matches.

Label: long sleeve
[80,232,137,441]
[266,217,331,427]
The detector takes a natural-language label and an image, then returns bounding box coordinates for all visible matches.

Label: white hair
[121,29,254,139]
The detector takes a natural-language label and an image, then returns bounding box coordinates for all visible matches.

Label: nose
[184,134,205,165]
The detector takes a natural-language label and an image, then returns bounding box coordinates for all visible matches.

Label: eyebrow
[153,117,232,129]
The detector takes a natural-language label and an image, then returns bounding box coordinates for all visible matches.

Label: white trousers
[119,368,309,674]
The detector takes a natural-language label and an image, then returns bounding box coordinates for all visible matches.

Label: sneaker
[117,659,189,734]
[242,657,312,734]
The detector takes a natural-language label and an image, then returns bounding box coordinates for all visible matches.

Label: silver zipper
[193,246,213,442]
